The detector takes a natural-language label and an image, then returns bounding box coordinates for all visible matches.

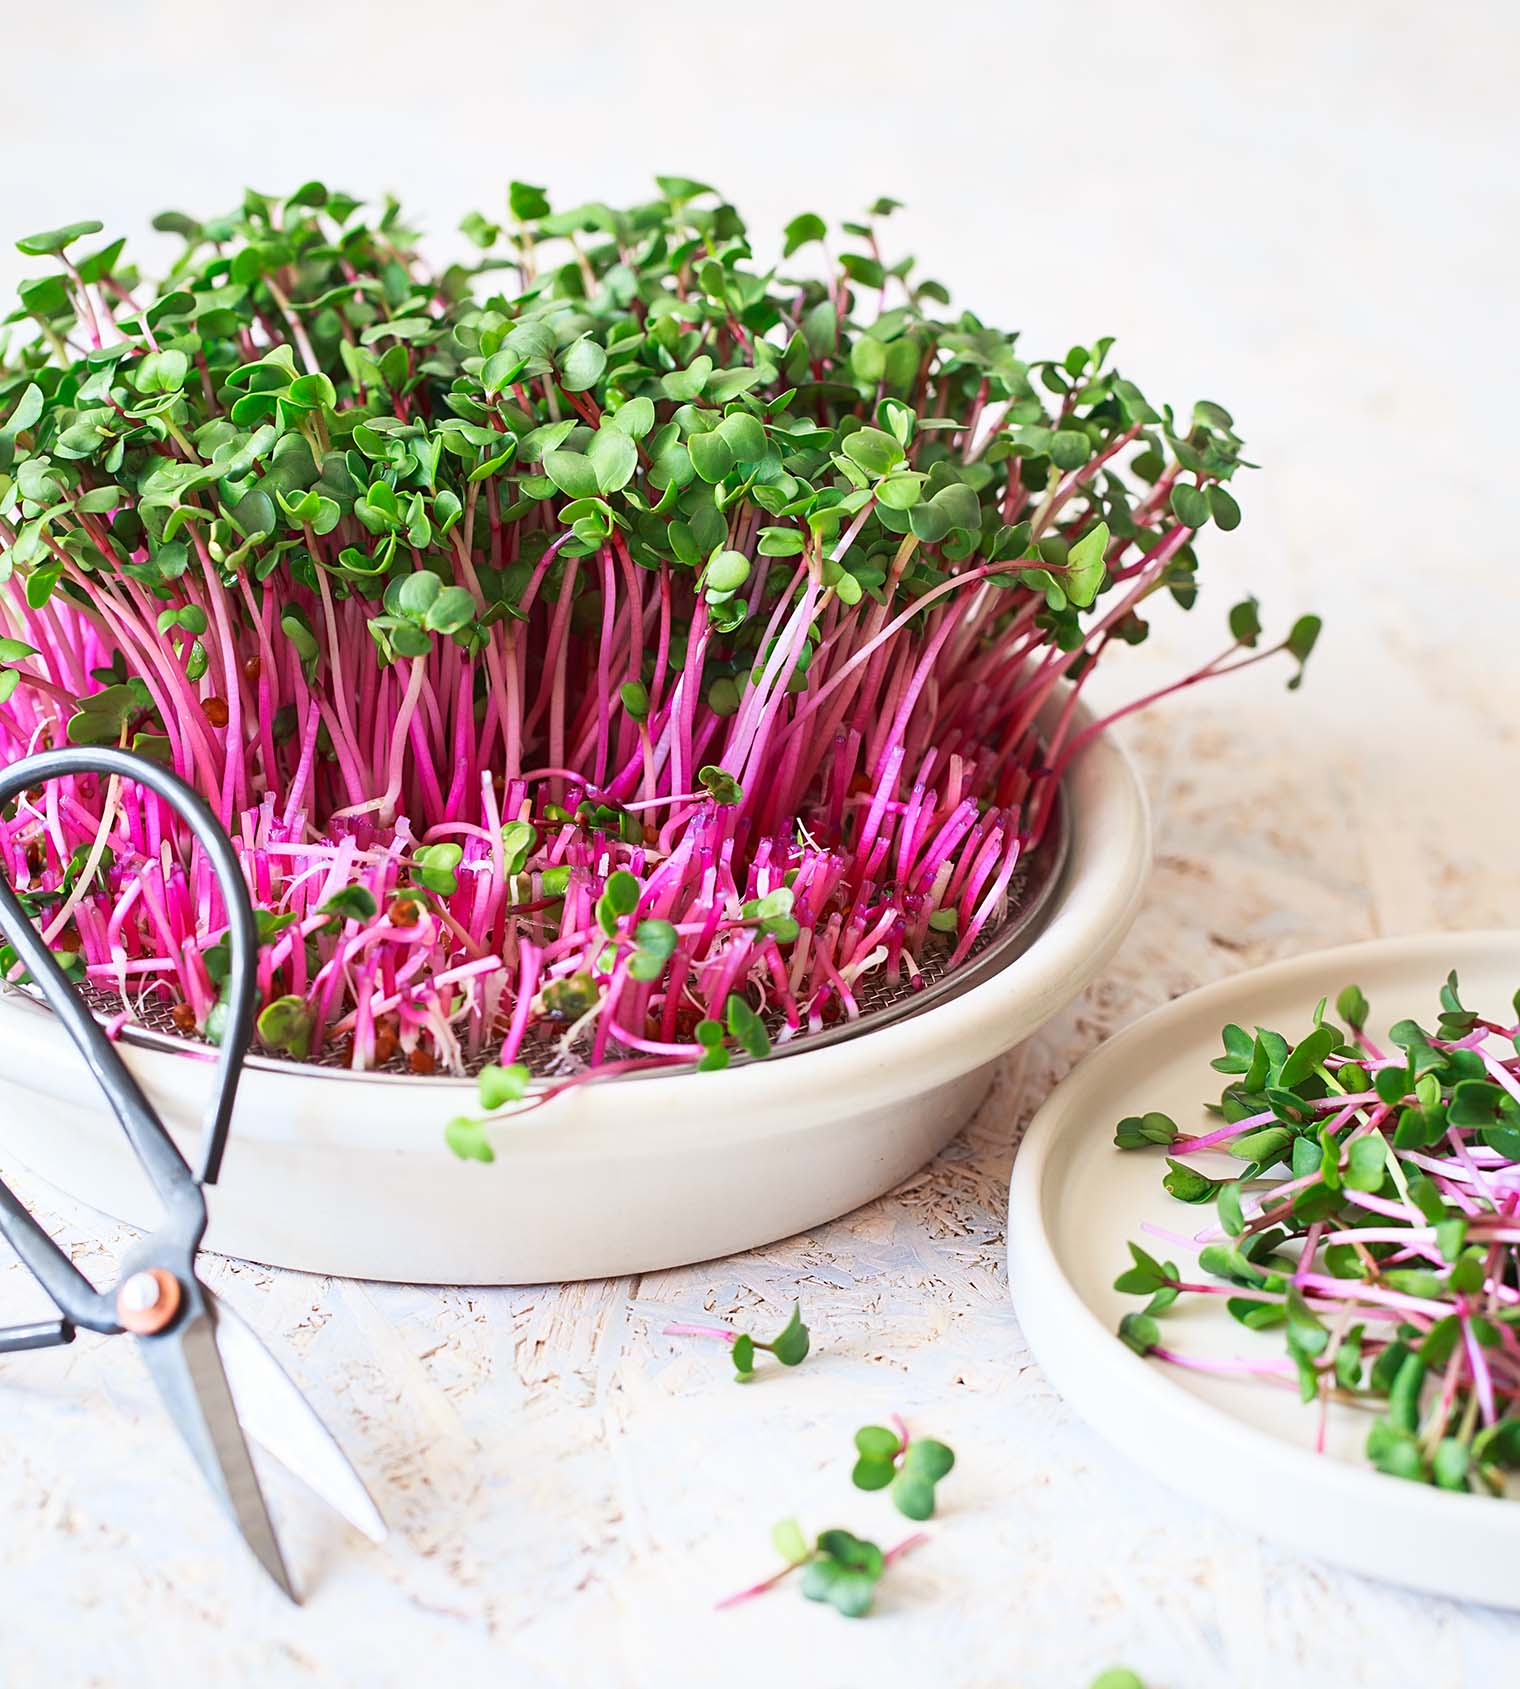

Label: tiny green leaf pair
[256,994,313,1060]
[736,1519,927,1621]
[662,1301,810,1381]
[801,1528,885,1618]
[411,842,463,896]
[442,1060,533,1163]
[850,1422,956,1519]
[732,1302,810,1381]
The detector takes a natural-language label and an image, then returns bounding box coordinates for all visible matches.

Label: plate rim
[1007,928,1520,1607]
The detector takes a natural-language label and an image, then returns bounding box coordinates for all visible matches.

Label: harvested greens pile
[1116,974,1520,1494]
[0,178,1315,1099]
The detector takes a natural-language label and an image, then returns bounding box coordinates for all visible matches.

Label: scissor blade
[209,1292,387,1545]
[137,1308,296,1602]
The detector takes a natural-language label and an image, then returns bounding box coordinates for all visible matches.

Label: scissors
[0,746,386,1601]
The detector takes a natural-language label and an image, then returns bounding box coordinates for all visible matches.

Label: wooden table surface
[2,3,1517,1684]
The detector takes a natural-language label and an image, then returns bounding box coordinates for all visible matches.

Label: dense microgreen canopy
[0,179,1314,1119]
[1115,973,1520,1494]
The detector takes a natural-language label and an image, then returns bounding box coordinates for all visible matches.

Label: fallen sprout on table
[0,178,1319,1135]
[1115,973,1520,1493]
[662,1294,952,1617]
[850,1414,956,1519]
[663,1299,810,1381]
[718,1519,928,1619]
[720,1419,954,1618]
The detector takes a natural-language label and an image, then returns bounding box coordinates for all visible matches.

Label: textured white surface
[1,1,1518,1683]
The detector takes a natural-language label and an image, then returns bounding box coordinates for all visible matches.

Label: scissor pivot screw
[116,1268,182,1335]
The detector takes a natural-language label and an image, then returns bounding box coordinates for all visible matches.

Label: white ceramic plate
[1008,930,1520,1609]
[0,709,1149,1285]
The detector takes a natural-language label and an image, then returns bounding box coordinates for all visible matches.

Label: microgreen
[664,1300,810,1381]
[436,1059,532,1158]
[718,1520,928,1619]
[1113,973,1520,1492]
[802,1529,887,1618]
[0,178,1315,1106]
[850,1415,956,1519]
[443,1116,494,1163]
[256,993,314,1059]
[319,885,378,926]
[410,842,464,896]
[477,1061,530,1109]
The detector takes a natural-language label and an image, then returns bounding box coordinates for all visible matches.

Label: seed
[408,1045,436,1075]
[243,656,263,681]
[170,1002,197,1033]
[373,1018,400,1064]
[203,696,230,727]
[388,897,420,927]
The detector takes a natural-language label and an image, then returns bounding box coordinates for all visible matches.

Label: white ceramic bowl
[0,716,1148,1284]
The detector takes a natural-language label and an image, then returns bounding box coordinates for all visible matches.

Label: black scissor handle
[0,748,259,1331]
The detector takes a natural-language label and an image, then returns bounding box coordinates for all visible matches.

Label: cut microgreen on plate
[1114,973,1520,1494]
[0,178,1317,1138]
[663,1300,810,1381]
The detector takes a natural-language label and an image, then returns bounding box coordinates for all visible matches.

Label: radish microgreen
[850,1416,956,1519]
[718,1520,929,1619]
[663,1300,810,1381]
[0,179,1316,1108]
